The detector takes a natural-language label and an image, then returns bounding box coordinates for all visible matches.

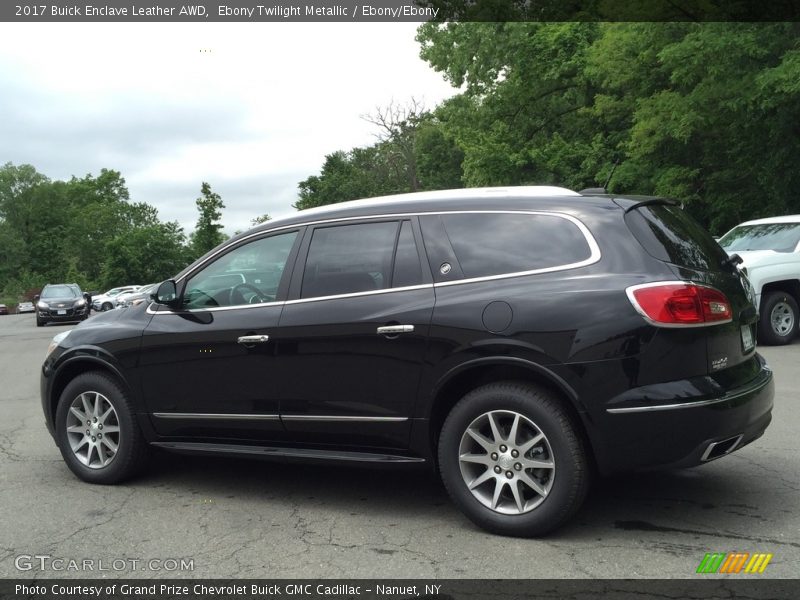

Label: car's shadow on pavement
[135,449,779,540]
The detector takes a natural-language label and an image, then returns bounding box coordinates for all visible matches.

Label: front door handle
[376,325,415,335]
[237,334,270,345]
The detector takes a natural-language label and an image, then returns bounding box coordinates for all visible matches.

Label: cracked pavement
[0,314,798,579]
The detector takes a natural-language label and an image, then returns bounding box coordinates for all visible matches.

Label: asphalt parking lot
[0,313,798,579]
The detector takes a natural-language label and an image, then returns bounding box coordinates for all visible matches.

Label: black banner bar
[2,0,800,22]
[2,580,799,600]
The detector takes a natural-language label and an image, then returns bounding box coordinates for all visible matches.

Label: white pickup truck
[719,215,800,345]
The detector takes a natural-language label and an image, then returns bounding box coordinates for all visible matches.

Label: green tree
[101,222,189,288]
[191,182,226,257]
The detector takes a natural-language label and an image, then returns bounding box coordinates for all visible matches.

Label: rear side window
[625,205,728,271]
[301,221,398,298]
[436,213,593,279]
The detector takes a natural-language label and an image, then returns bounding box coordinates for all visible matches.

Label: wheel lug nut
[86,420,91,425]
[506,471,513,479]
[494,466,502,474]
[98,424,103,430]
[91,436,96,442]
[514,463,522,471]
[85,430,90,436]
[491,452,498,460]
[511,449,519,458]
[97,433,102,438]
[93,418,97,423]
[499,445,507,452]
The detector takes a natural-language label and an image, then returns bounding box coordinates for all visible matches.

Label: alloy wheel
[458,410,555,515]
[65,391,121,469]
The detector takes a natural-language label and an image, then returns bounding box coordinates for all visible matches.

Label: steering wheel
[184,288,219,308]
[229,283,270,305]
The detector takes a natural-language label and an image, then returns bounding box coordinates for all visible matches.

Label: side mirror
[34,295,40,302]
[153,280,180,308]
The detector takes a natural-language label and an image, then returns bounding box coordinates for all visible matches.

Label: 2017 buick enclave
[40,187,773,536]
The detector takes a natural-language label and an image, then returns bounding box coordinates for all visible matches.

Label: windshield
[719,223,800,253]
[42,285,79,299]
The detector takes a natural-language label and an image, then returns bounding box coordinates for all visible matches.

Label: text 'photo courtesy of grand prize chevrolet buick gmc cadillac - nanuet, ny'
[40,186,773,536]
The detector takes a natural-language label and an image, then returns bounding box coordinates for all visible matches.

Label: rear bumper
[592,355,773,473]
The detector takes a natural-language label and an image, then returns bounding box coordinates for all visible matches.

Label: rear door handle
[237,334,270,345]
[377,325,414,335]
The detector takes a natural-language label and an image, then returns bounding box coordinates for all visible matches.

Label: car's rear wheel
[758,291,798,345]
[438,382,589,537]
[101,302,113,311]
[54,371,148,484]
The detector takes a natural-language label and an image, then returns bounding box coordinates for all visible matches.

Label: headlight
[37,301,49,310]
[46,330,71,359]
[75,299,86,307]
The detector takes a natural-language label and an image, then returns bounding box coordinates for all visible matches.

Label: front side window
[301,221,403,299]
[183,231,297,309]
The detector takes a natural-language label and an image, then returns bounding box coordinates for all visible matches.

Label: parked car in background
[41,186,773,537]
[0,304,8,315]
[35,283,90,326]
[91,286,140,312]
[16,301,35,314]
[718,215,800,345]
[115,283,157,308]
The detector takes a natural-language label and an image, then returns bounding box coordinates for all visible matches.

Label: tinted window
[183,231,297,309]
[626,205,728,271]
[392,221,423,288]
[302,222,398,298]
[438,213,592,278]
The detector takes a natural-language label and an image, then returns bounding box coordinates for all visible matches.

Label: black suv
[40,187,773,536]
[35,283,90,326]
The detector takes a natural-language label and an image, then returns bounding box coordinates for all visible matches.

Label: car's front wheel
[758,291,798,345]
[54,371,148,484]
[438,382,589,537]
[101,302,113,311]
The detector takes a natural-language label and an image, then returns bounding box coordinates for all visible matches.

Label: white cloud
[0,22,456,233]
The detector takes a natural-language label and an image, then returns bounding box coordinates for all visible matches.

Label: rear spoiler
[623,198,681,214]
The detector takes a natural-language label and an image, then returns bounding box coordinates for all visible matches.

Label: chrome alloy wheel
[458,410,555,515]
[65,391,121,469]
[770,301,795,337]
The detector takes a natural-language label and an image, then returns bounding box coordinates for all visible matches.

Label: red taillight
[627,283,732,326]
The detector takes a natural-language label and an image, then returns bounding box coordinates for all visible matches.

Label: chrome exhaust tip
[701,434,744,462]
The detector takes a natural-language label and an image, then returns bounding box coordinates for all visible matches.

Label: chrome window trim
[153,412,280,420]
[284,284,432,305]
[148,210,601,315]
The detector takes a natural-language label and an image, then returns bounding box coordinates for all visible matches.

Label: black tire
[758,291,799,346]
[102,302,113,311]
[36,314,44,327]
[438,381,589,537]
[54,371,148,484]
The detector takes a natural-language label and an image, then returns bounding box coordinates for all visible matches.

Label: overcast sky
[0,23,457,234]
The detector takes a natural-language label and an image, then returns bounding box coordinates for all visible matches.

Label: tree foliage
[298,23,800,235]
[191,182,227,256]
[0,164,229,303]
